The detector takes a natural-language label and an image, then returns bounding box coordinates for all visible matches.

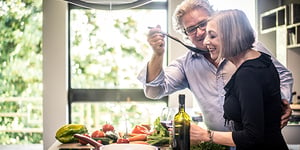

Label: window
[0,0,43,145]
[68,1,168,131]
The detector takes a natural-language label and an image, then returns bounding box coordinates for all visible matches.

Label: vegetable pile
[55,120,228,150]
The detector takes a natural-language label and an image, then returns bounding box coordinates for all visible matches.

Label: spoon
[148,27,209,54]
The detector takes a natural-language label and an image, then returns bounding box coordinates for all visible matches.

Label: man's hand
[281,99,292,128]
[147,25,165,56]
[146,25,165,83]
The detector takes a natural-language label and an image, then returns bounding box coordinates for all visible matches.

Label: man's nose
[195,27,206,36]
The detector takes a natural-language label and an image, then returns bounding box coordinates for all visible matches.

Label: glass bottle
[172,94,191,150]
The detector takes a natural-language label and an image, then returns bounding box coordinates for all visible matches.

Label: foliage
[0,0,43,144]
[0,132,42,144]
[70,9,155,88]
[190,142,228,150]
[0,0,42,97]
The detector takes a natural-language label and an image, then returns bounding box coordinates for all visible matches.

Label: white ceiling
[80,0,139,4]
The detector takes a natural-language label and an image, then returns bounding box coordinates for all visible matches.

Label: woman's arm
[190,123,235,147]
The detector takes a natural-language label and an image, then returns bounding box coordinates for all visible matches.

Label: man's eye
[187,27,196,33]
[199,21,207,28]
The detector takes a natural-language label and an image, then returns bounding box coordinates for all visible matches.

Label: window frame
[67,2,169,123]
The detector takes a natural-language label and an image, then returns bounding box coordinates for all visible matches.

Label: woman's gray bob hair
[209,9,255,58]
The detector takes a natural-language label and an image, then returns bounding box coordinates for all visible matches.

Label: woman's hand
[190,123,210,145]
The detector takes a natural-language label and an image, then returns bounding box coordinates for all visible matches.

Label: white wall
[43,0,68,149]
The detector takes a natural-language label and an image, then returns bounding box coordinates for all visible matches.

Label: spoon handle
[147,27,208,54]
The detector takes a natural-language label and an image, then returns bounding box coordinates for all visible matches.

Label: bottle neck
[179,104,185,112]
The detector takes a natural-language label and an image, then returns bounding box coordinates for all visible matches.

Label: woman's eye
[209,35,216,39]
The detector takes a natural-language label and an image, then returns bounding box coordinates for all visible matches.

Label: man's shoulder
[253,41,272,55]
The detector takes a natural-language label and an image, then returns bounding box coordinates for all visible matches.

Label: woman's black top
[223,52,288,150]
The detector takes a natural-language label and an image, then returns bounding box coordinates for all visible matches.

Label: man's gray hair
[173,0,214,34]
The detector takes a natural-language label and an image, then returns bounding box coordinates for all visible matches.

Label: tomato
[97,140,102,144]
[91,130,105,138]
[117,138,129,144]
[102,123,114,133]
[78,134,90,145]
[141,124,151,131]
[131,125,149,134]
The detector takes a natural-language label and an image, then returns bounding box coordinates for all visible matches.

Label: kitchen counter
[48,140,170,150]
[282,124,300,145]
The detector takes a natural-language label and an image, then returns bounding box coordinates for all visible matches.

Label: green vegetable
[147,136,170,146]
[105,131,119,142]
[93,137,113,145]
[146,117,171,146]
[152,117,169,137]
[55,124,88,143]
[190,142,228,150]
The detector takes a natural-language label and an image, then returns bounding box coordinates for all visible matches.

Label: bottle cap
[179,94,185,104]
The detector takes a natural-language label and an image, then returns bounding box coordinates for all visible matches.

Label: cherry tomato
[117,138,130,144]
[91,130,105,138]
[102,123,114,133]
[97,140,102,144]
[78,134,90,145]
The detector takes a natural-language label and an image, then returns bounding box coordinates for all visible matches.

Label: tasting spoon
[148,27,209,54]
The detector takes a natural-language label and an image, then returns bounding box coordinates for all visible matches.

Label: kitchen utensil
[148,27,209,54]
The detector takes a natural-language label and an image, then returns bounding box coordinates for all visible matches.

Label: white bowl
[100,144,158,150]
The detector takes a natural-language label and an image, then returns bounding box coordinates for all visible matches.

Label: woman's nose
[203,37,209,46]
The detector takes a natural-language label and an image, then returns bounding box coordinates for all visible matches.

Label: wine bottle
[172,94,191,150]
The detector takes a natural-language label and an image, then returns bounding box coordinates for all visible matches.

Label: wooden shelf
[260,4,300,48]
[260,5,286,34]
[289,3,300,25]
[287,23,300,48]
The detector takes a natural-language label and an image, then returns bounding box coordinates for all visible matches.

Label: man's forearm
[146,54,164,83]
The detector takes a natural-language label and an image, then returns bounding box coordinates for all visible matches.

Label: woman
[193,9,289,150]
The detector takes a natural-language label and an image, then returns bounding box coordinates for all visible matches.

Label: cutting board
[57,143,94,149]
